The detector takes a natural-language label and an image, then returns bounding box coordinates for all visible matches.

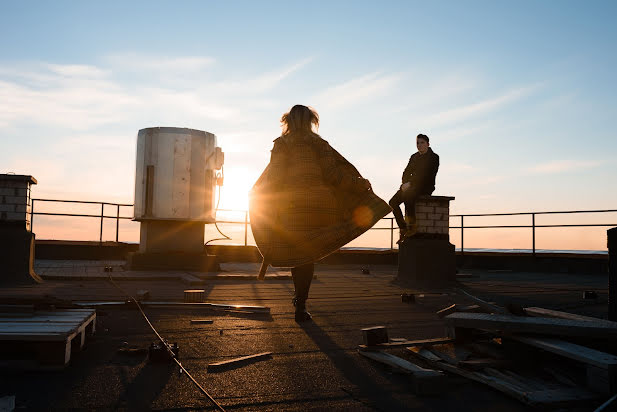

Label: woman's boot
[291,263,314,322]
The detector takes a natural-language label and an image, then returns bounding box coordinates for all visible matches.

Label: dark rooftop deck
[0,261,611,410]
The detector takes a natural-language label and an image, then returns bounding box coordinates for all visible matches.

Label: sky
[1,1,616,250]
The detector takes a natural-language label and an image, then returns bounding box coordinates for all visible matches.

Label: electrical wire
[205,166,232,246]
[106,274,226,412]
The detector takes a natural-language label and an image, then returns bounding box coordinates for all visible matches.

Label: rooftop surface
[0,261,611,410]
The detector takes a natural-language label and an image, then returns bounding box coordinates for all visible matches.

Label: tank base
[396,237,455,288]
[0,225,42,285]
[127,252,220,272]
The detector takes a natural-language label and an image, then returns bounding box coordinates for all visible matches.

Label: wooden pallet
[0,308,96,368]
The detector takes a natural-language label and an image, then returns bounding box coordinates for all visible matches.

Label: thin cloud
[527,159,604,174]
[312,71,400,110]
[105,53,216,73]
[423,84,541,126]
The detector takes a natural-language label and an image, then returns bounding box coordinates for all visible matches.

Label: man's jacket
[250,131,391,267]
[402,147,439,194]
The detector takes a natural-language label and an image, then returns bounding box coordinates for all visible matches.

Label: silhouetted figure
[389,134,439,242]
[250,105,390,322]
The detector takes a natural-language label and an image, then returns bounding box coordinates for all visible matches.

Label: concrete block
[362,326,389,346]
[397,238,456,287]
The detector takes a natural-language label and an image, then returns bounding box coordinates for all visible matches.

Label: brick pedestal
[397,195,455,287]
[0,174,42,285]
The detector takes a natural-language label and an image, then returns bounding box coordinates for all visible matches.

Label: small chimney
[0,174,42,284]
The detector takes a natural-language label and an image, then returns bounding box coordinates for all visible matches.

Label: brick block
[416,206,434,213]
[2,195,28,205]
[15,205,30,213]
[415,212,427,221]
[0,204,15,212]
[435,207,449,214]
[428,213,443,220]
[0,211,27,221]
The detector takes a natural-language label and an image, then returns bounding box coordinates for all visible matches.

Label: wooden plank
[444,313,617,339]
[359,350,445,395]
[595,394,617,412]
[524,307,617,326]
[428,343,472,365]
[359,337,453,350]
[190,319,214,324]
[207,352,272,372]
[510,336,617,370]
[359,350,443,377]
[458,358,511,371]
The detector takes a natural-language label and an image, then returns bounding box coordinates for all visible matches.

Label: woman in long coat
[250,105,391,321]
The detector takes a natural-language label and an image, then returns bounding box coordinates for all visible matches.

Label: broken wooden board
[456,289,507,314]
[523,307,617,326]
[207,352,272,372]
[359,337,453,351]
[437,304,490,318]
[444,312,617,340]
[509,336,617,395]
[0,308,96,368]
[358,350,445,395]
[407,346,600,407]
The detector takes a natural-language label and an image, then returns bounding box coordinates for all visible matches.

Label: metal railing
[31,198,134,243]
[450,209,617,255]
[30,198,617,252]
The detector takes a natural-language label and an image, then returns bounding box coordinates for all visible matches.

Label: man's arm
[401,155,414,184]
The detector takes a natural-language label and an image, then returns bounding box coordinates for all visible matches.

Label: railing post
[30,199,35,232]
[532,213,536,256]
[461,215,464,255]
[390,217,394,249]
[116,204,120,243]
[99,203,104,244]
[608,227,616,321]
[244,211,248,246]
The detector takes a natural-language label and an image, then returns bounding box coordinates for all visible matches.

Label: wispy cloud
[105,53,215,73]
[422,84,541,126]
[527,159,604,174]
[312,71,400,110]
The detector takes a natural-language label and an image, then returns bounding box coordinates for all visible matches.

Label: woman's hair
[280,105,319,135]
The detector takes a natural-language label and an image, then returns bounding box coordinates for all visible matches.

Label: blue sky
[1,1,616,248]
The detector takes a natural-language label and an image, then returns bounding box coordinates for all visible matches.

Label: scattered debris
[401,293,415,303]
[361,326,388,346]
[0,395,15,412]
[190,319,214,324]
[207,352,272,372]
[184,289,205,303]
[361,267,370,274]
[117,347,148,356]
[361,301,617,408]
[148,342,179,363]
[103,266,113,272]
[136,290,150,301]
[583,290,599,300]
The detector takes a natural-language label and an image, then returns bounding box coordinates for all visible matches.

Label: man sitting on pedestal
[389,133,439,243]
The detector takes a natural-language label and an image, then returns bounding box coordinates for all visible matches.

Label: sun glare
[218,167,252,211]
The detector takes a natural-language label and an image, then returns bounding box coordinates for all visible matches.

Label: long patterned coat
[249,132,391,267]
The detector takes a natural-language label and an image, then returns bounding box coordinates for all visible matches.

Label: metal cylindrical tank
[133,127,223,223]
